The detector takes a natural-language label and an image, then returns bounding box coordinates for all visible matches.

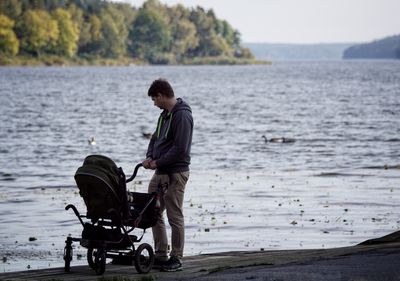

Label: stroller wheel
[134,243,154,274]
[94,247,106,275]
[87,247,96,269]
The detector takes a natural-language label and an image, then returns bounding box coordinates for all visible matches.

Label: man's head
[148,79,175,110]
[148,79,174,98]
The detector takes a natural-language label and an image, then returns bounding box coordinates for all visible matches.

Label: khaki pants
[148,171,189,260]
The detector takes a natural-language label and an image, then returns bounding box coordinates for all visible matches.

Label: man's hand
[142,158,152,169]
[149,160,157,170]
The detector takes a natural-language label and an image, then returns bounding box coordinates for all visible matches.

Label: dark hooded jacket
[146,98,193,174]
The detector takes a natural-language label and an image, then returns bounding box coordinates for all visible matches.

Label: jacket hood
[155,98,192,139]
[172,98,191,114]
[161,98,191,117]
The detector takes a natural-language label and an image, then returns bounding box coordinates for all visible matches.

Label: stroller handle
[126,163,143,183]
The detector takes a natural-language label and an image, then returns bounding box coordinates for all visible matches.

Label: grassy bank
[181,56,271,65]
[0,55,270,66]
[0,55,140,66]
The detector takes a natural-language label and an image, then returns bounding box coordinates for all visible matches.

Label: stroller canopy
[75,155,127,220]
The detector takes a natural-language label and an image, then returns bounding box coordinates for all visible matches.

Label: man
[142,79,193,272]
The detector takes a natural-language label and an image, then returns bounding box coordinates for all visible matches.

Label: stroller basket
[128,192,158,229]
[64,155,160,275]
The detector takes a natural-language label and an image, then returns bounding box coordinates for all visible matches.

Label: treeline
[343,34,400,60]
[0,0,256,64]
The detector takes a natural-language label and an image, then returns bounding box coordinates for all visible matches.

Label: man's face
[151,93,164,109]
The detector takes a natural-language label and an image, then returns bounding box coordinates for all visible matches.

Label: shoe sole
[161,267,183,272]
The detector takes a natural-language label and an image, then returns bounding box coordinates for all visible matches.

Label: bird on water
[88,137,96,145]
[262,135,295,143]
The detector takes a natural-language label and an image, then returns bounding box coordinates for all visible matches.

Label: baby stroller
[63,155,160,275]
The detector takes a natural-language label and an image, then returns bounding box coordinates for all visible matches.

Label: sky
[116,0,400,44]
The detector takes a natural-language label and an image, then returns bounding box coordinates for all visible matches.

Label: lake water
[1,61,400,272]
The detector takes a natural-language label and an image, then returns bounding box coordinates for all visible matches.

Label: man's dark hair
[148,79,174,98]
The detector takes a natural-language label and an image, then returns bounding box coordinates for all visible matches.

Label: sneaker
[161,256,182,272]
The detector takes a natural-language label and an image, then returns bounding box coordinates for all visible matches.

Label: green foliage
[1,0,256,64]
[51,8,79,57]
[0,0,23,19]
[18,9,59,57]
[168,4,199,60]
[82,14,103,54]
[188,7,235,57]
[235,46,255,59]
[129,7,171,62]
[0,14,19,56]
[98,5,127,58]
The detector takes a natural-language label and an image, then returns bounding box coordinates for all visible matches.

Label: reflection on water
[0,62,399,271]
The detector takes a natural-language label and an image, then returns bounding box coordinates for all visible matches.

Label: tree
[113,2,137,28]
[18,10,59,56]
[189,7,231,57]
[0,14,19,56]
[0,1,23,19]
[142,0,168,19]
[88,15,102,42]
[0,0,255,63]
[98,12,119,57]
[96,4,128,58]
[128,7,171,62]
[235,46,255,59]
[168,4,198,61]
[79,14,103,54]
[216,20,238,47]
[52,8,79,57]
[66,3,99,55]
[28,0,46,10]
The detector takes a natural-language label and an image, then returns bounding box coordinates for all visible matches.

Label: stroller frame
[64,162,159,275]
